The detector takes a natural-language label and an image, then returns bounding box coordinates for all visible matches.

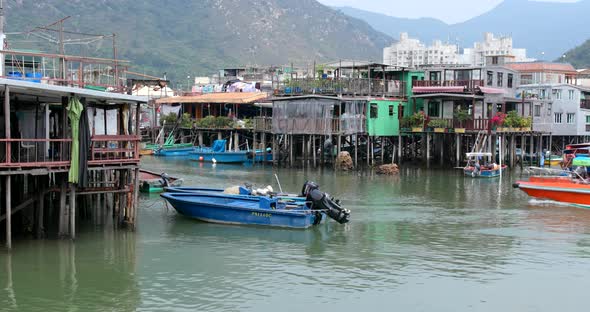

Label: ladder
[471,131,489,154]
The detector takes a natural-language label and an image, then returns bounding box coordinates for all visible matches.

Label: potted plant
[453,108,471,133]
[502,111,519,132]
[490,112,507,132]
[409,112,427,132]
[519,116,532,131]
[429,118,448,133]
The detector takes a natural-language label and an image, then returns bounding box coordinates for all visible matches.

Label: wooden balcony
[276,78,406,97]
[401,118,491,132]
[0,135,140,170]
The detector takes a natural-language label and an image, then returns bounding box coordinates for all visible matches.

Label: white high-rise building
[384,32,534,68]
[462,32,533,66]
[383,33,461,68]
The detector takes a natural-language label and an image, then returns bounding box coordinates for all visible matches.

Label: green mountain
[560,39,590,69]
[5,0,391,82]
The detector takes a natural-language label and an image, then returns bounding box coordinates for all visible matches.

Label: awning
[477,86,506,94]
[156,92,268,104]
[413,86,466,93]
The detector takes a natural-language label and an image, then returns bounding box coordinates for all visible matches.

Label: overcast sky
[317,0,579,24]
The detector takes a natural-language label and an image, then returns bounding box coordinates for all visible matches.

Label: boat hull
[464,165,507,178]
[161,193,317,228]
[139,169,183,193]
[516,177,590,208]
[164,186,305,202]
[189,151,248,163]
[154,147,195,156]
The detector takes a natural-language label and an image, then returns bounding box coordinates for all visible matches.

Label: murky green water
[2,157,590,311]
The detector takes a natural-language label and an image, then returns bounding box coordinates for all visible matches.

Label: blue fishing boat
[189,139,269,163]
[164,186,305,202]
[161,181,350,228]
[463,152,507,178]
[161,192,319,228]
[154,146,194,156]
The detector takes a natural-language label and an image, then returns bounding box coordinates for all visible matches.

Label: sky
[317,0,579,24]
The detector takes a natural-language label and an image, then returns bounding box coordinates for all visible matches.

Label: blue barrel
[25,72,42,83]
[7,71,22,80]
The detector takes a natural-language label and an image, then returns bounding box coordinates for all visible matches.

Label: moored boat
[160,192,319,228]
[154,146,195,156]
[164,186,305,202]
[139,169,184,193]
[189,139,270,163]
[463,152,507,178]
[514,175,590,208]
[161,181,350,228]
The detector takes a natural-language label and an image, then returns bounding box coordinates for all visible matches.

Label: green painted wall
[367,100,403,136]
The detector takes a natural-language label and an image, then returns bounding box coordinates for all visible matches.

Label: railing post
[4,85,10,164]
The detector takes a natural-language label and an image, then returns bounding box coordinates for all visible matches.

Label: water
[2,157,590,311]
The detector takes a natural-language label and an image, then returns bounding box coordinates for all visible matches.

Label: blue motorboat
[161,181,350,228]
[189,140,271,163]
[164,186,305,202]
[161,192,320,228]
[154,146,195,156]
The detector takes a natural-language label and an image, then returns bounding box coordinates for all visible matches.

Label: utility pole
[113,33,118,87]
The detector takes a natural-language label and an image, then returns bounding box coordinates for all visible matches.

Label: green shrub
[428,118,449,128]
[160,113,179,126]
[503,111,520,127]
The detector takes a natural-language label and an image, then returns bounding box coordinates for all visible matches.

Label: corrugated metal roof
[155,92,268,104]
[0,78,147,103]
[506,62,577,73]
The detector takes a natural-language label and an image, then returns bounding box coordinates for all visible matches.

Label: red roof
[506,62,577,74]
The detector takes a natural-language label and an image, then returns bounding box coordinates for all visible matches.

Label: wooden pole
[4,85,10,163]
[37,180,45,238]
[58,176,68,237]
[132,167,140,230]
[312,135,317,168]
[354,134,358,167]
[380,137,385,164]
[69,184,76,239]
[366,135,370,166]
[426,133,430,166]
[456,134,461,167]
[5,175,11,249]
[510,135,515,167]
[398,134,402,162]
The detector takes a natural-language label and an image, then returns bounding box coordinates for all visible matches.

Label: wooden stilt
[439,135,444,166]
[397,134,402,162]
[289,134,293,167]
[426,133,430,166]
[69,184,76,239]
[198,131,203,146]
[132,167,140,230]
[366,136,370,166]
[37,180,45,239]
[313,135,317,168]
[510,135,515,167]
[456,134,461,168]
[272,135,278,165]
[380,137,385,164]
[234,132,239,152]
[5,176,11,249]
[354,134,358,167]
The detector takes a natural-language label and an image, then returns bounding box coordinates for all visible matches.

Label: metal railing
[276,78,406,97]
[90,135,141,165]
[412,80,484,90]
[400,117,491,131]
[0,138,72,168]
[0,135,140,168]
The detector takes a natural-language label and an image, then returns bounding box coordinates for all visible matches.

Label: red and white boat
[514,176,590,208]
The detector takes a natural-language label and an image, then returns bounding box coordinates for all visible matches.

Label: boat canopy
[466,152,492,157]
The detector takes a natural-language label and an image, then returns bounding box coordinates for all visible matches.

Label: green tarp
[67,97,83,184]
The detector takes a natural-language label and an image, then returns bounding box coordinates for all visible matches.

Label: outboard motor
[302,181,350,224]
[160,173,171,187]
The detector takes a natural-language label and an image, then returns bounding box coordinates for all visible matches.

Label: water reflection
[0,231,139,312]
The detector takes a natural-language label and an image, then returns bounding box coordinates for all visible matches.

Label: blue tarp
[212,140,226,153]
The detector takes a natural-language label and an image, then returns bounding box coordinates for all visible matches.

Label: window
[567,113,576,124]
[534,105,541,117]
[569,90,575,100]
[492,56,499,65]
[540,89,546,100]
[370,104,378,119]
[497,72,503,87]
[389,105,394,116]
[521,74,533,85]
[427,101,440,117]
[507,74,513,88]
[554,89,562,100]
[487,71,493,86]
[554,113,563,124]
